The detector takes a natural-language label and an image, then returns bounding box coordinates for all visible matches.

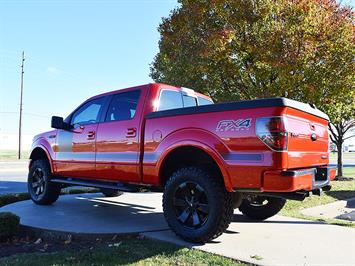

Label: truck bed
[144,97,331,191]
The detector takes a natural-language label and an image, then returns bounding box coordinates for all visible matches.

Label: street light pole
[18,51,25,160]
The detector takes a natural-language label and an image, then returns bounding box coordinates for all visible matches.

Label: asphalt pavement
[0,161,28,194]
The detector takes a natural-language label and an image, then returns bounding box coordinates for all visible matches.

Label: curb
[18,224,140,242]
[18,224,172,242]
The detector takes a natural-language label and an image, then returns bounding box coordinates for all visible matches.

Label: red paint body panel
[263,171,314,192]
[95,85,150,182]
[30,83,335,193]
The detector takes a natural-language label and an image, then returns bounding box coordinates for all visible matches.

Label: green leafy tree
[151,0,354,176]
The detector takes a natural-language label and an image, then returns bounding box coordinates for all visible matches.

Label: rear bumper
[263,166,336,192]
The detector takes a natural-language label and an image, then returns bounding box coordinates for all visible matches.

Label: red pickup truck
[28,83,336,243]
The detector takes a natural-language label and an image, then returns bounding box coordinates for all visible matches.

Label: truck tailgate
[286,107,329,169]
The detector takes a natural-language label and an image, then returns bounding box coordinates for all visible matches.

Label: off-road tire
[163,167,233,243]
[232,192,243,209]
[239,196,286,221]
[28,159,61,205]
[100,188,123,197]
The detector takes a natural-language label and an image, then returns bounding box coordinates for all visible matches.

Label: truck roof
[87,83,212,102]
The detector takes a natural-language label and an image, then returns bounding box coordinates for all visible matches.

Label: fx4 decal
[216,118,252,132]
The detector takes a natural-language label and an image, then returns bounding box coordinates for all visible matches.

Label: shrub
[0,193,30,208]
[0,212,20,241]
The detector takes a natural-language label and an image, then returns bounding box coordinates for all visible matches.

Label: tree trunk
[336,142,343,177]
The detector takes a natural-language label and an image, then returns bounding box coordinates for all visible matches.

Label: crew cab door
[55,97,107,178]
[95,89,143,182]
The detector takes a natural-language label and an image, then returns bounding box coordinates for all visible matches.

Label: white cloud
[46,66,61,75]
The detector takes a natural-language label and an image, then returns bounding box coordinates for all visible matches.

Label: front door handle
[126,128,137,138]
[87,131,96,140]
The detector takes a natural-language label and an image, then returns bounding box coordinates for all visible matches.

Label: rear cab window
[198,96,213,106]
[158,90,183,111]
[183,95,197,107]
[158,88,213,111]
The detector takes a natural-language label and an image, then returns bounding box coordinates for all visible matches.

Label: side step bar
[50,177,140,192]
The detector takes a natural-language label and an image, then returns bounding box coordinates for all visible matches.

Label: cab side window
[71,97,105,126]
[158,90,183,111]
[105,90,141,122]
[198,96,213,105]
[182,95,197,107]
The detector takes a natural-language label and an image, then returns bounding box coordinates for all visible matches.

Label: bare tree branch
[344,134,355,141]
[328,123,339,142]
[343,120,355,133]
[329,134,337,144]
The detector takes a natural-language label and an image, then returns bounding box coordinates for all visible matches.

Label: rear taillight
[256,117,288,151]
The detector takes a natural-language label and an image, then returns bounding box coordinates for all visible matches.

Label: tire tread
[163,167,233,243]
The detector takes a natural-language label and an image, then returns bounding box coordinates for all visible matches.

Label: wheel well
[160,146,224,186]
[30,147,50,169]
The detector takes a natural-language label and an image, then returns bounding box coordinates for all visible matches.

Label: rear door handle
[87,131,96,140]
[126,128,137,138]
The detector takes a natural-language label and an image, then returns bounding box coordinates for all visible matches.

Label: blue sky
[0,0,178,139]
[0,0,354,143]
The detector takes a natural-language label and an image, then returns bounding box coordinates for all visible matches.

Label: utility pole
[18,51,25,160]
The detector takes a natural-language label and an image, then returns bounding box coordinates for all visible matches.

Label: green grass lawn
[0,150,29,160]
[343,167,355,178]
[329,152,355,159]
[0,238,247,266]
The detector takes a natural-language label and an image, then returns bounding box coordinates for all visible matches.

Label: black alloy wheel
[163,167,234,243]
[28,159,61,205]
[173,181,210,229]
[30,168,46,199]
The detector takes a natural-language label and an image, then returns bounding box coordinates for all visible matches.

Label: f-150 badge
[216,119,251,132]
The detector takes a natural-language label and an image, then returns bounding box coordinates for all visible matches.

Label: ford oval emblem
[311,133,317,141]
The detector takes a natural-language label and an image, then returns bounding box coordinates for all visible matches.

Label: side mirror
[51,116,69,130]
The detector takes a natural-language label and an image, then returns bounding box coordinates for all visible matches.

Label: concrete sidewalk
[301,198,355,222]
[1,193,354,266]
[146,217,355,266]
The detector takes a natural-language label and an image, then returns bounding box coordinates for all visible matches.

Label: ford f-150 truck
[28,83,336,243]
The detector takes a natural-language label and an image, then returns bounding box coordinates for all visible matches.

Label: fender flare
[29,138,55,173]
[155,129,233,191]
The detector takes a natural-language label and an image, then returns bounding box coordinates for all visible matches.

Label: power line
[0,111,50,119]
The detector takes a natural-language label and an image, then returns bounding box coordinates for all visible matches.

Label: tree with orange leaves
[151,0,354,177]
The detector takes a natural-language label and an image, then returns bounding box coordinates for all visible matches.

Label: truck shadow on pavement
[232,214,325,225]
[92,197,156,210]
[325,190,355,201]
[0,181,27,195]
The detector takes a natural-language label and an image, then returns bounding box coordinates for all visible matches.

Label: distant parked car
[348,144,355,152]
[329,143,337,152]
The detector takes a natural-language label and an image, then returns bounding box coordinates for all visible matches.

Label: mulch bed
[334,176,354,181]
